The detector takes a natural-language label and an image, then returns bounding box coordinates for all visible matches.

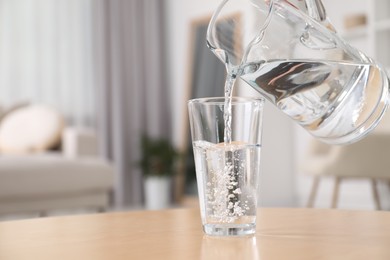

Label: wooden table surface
[1,208,390,260]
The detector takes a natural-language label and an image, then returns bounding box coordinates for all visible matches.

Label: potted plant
[139,134,178,210]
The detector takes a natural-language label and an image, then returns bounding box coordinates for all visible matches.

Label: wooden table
[1,208,390,260]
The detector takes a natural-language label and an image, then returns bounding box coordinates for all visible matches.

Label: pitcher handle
[305,0,326,22]
[299,0,336,32]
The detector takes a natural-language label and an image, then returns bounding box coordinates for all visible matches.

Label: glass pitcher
[207,0,390,144]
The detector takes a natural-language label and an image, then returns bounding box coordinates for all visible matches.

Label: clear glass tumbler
[188,97,264,236]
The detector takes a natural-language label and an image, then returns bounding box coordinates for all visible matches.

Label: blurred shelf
[341,26,368,39]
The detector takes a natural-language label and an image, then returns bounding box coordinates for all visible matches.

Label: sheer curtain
[93,0,170,207]
[0,0,96,126]
[0,0,170,208]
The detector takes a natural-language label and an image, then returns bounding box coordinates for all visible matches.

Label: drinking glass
[188,97,264,236]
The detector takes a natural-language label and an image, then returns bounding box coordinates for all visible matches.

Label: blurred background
[0,0,389,220]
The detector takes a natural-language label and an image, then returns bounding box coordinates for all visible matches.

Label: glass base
[203,223,256,236]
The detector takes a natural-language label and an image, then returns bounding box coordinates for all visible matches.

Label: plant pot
[144,176,171,210]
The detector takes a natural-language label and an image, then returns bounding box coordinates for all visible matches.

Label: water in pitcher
[213,38,388,143]
[240,59,388,139]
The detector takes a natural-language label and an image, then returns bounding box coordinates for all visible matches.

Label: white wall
[164,0,221,147]
[164,0,296,207]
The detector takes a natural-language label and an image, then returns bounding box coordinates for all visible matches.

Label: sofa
[0,104,114,216]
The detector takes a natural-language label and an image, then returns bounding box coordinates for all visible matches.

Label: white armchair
[302,133,390,210]
[0,127,114,216]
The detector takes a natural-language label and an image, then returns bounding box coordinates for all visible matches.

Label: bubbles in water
[193,141,260,224]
